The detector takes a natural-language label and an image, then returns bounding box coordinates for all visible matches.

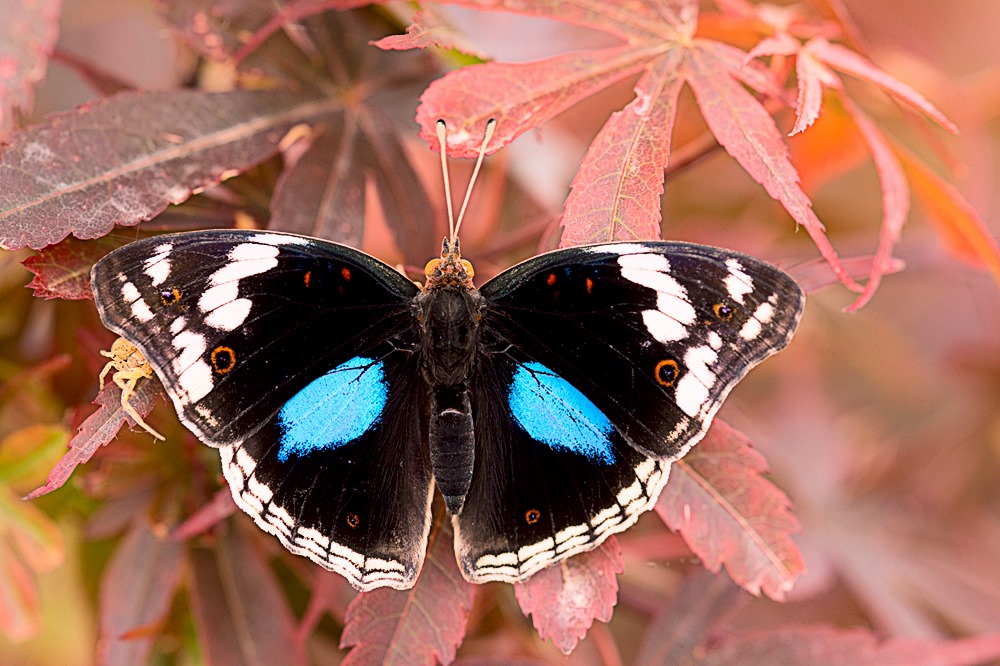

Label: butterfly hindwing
[457,351,669,582]
[91,230,420,446]
[220,346,433,590]
[454,242,803,582]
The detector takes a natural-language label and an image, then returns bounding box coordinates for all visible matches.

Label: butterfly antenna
[436,120,457,243]
[453,118,496,242]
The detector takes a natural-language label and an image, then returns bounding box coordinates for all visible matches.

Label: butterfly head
[424,237,475,291]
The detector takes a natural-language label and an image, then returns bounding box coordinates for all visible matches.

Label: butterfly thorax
[417,238,483,515]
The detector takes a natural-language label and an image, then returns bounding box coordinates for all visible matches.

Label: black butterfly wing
[455,242,803,582]
[220,345,433,589]
[91,230,420,446]
[92,230,433,589]
[457,349,671,582]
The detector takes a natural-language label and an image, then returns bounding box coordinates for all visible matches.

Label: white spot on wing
[209,243,280,287]
[204,298,252,330]
[143,245,172,287]
[724,259,754,304]
[675,345,718,417]
[122,281,140,302]
[131,298,154,322]
[199,282,238,313]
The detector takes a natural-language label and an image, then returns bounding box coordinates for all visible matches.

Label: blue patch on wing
[277,356,387,462]
[508,361,616,464]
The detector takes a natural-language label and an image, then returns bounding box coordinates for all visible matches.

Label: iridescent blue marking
[508,361,615,464]
[277,356,386,462]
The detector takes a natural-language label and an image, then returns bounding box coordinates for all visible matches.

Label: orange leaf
[897,148,1000,285]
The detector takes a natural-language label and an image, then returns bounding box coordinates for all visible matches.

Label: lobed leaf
[514,537,623,655]
[840,97,909,312]
[0,0,61,134]
[655,420,804,600]
[97,520,185,665]
[0,88,336,250]
[189,524,303,666]
[270,116,367,246]
[682,41,861,292]
[559,52,683,246]
[417,45,654,158]
[341,510,474,665]
[453,0,696,43]
[24,378,161,500]
[807,39,957,133]
[23,236,126,300]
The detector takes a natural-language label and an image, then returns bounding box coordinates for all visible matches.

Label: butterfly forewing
[91,231,420,446]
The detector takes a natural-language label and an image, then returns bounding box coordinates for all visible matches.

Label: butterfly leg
[113,373,166,441]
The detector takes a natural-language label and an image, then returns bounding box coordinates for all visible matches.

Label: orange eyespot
[525,508,541,525]
[713,302,734,320]
[210,346,236,374]
[655,359,680,387]
[346,513,360,529]
[160,288,182,306]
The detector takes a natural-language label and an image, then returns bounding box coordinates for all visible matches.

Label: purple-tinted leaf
[341,511,474,665]
[0,0,61,134]
[701,626,1000,666]
[270,116,367,246]
[23,236,126,300]
[514,537,623,655]
[24,378,161,499]
[97,520,185,665]
[170,487,237,542]
[560,52,682,246]
[655,420,804,600]
[158,0,366,62]
[362,112,438,262]
[788,254,905,295]
[636,568,744,666]
[156,0,286,61]
[189,523,303,666]
[0,88,335,250]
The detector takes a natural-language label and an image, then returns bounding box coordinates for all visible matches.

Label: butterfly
[91,226,804,590]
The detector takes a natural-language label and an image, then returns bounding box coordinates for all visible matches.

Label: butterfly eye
[525,508,541,525]
[346,513,361,529]
[210,346,236,374]
[713,302,735,320]
[460,260,474,278]
[424,258,441,278]
[160,288,182,306]
[654,359,680,387]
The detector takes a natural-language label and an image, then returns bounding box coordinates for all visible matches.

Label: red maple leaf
[400,0,865,293]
